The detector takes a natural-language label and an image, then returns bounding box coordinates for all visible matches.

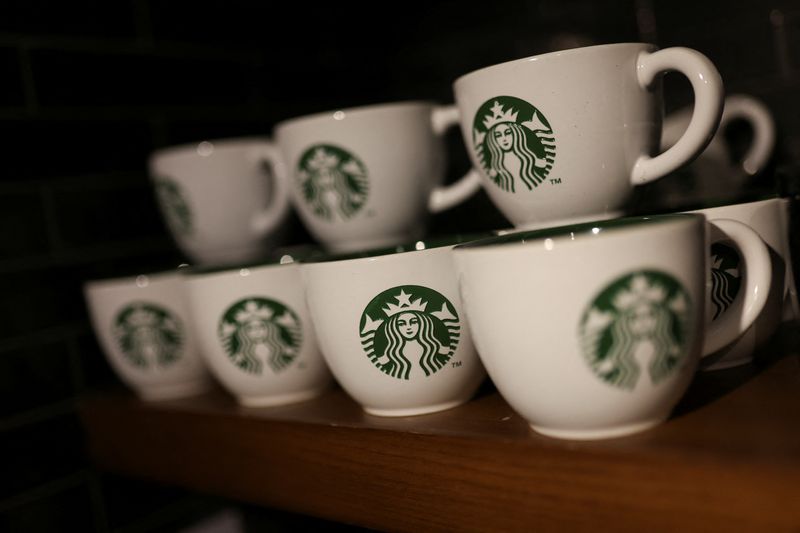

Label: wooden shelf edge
[79,327,800,531]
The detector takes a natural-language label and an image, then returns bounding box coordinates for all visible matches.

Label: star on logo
[395,289,412,307]
[361,313,382,334]
[431,302,456,321]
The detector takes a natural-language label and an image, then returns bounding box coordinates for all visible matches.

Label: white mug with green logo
[184,257,332,407]
[452,43,724,228]
[149,137,291,265]
[688,197,796,370]
[274,102,482,252]
[84,271,213,401]
[453,214,771,440]
[664,94,775,179]
[301,237,487,416]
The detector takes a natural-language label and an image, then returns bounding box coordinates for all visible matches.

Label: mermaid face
[316,168,335,188]
[628,304,658,338]
[395,312,420,340]
[132,326,157,345]
[244,320,268,342]
[493,124,513,151]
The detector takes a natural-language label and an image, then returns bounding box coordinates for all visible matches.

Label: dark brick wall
[0,1,797,531]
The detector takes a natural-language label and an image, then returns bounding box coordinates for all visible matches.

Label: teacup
[454,214,771,440]
[688,197,796,369]
[641,95,776,211]
[274,102,482,252]
[452,42,723,228]
[84,270,213,401]
[149,137,291,265]
[184,256,332,407]
[664,94,775,178]
[301,237,487,416]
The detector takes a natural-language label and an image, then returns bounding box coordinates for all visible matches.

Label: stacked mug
[85,42,795,440]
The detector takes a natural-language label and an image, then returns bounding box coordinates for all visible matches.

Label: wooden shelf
[79,327,800,532]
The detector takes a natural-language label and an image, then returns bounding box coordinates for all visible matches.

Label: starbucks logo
[114,303,183,369]
[710,243,741,320]
[218,298,302,375]
[360,286,460,380]
[473,96,556,193]
[297,144,369,221]
[154,177,193,236]
[579,271,692,391]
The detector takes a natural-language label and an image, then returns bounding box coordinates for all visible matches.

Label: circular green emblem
[113,302,183,369]
[472,96,556,193]
[578,271,692,391]
[359,285,460,380]
[218,297,302,375]
[154,176,193,236]
[710,243,741,320]
[297,144,368,221]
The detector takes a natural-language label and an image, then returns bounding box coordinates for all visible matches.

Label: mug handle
[702,218,772,356]
[719,94,776,176]
[428,105,483,213]
[631,47,724,186]
[249,143,291,236]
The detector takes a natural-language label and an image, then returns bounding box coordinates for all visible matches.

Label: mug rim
[84,267,186,292]
[454,214,702,252]
[149,136,272,165]
[681,193,782,213]
[454,42,657,88]
[185,256,301,278]
[302,232,494,267]
[274,100,439,134]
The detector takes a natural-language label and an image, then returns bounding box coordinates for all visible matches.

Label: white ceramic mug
[454,214,771,440]
[184,259,332,407]
[648,95,777,209]
[452,42,724,228]
[84,271,213,401]
[149,137,291,265]
[688,197,795,369]
[275,102,482,252]
[664,94,775,178]
[302,238,486,416]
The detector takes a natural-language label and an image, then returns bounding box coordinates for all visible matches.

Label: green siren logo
[297,144,368,221]
[579,271,692,391]
[360,286,460,380]
[710,243,741,320]
[218,298,302,374]
[114,303,183,369]
[473,96,556,193]
[154,177,193,236]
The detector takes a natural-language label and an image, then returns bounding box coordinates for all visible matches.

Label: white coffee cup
[454,214,771,440]
[452,42,724,228]
[302,238,487,416]
[689,197,795,369]
[664,94,775,178]
[274,101,482,252]
[647,95,777,210]
[84,271,213,401]
[184,258,332,407]
[149,137,291,265]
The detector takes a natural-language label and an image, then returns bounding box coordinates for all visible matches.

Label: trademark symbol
[549,178,562,185]
[451,361,463,368]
